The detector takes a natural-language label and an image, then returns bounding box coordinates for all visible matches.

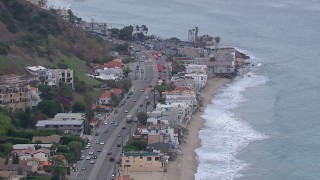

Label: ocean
[49,0,320,179]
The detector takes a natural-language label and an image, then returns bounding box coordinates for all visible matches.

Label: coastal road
[73,49,159,180]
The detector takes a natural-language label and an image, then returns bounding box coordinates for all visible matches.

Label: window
[155,157,160,161]
[147,157,152,161]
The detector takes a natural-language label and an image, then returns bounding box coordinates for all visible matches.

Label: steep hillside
[0,0,110,75]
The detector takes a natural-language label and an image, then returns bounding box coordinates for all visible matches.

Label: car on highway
[110,121,115,124]
[126,96,130,99]
[114,109,118,114]
[122,126,126,130]
[104,129,108,133]
[116,159,121,164]
[140,89,144,92]
[107,152,112,155]
[117,143,121,147]
[140,103,143,107]
[95,132,99,136]
[80,155,85,160]
[85,145,90,149]
[109,157,115,162]
[97,149,102,152]
[81,167,86,170]
[121,101,126,105]
[92,155,97,159]
[104,121,108,125]
[85,156,91,160]
[95,140,99,144]
[124,110,129,113]
[90,160,95,164]
[114,123,118,126]
[111,174,115,179]
[89,151,94,155]
[100,142,105,145]
[117,134,121,137]
[133,99,138,102]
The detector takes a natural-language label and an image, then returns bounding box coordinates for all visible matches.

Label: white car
[85,156,91,160]
[111,174,115,179]
[90,160,95,164]
[104,121,108,125]
[124,110,128,113]
[140,89,144,92]
[133,99,138,102]
[114,123,118,126]
[111,121,115,124]
[100,142,105,145]
[89,151,94,155]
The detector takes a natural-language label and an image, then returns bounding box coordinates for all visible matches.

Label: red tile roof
[112,88,123,95]
[99,91,111,99]
[103,60,124,68]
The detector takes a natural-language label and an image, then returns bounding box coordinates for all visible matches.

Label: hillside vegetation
[0,0,110,76]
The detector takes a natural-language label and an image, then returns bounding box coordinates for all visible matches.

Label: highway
[71,45,160,180]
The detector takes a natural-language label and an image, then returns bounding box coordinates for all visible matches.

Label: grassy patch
[63,57,101,86]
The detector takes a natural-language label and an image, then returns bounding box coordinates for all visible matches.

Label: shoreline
[166,77,232,180]
[127,77,232,180]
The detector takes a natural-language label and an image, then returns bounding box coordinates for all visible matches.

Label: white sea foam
[195,73,269,180]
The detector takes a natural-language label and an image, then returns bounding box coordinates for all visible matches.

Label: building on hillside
[32,134,61,144]
[27,85,41,108]
[98,88,123,105]
[121,151,167,172]
[25,66,47,76]
[94,67,123,80]
[35,120,84,136]
[0,74,30,110]
[37,68,74,89]
[184,73,207,89]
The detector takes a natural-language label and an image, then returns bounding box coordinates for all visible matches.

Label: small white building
[35,120,84,136]
[53,113,85,121]
[25,66,47,76]
[185,64,207,74]
[94,67,123,80]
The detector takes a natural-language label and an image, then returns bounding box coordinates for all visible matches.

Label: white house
[94,67,123,80]
[25,66,47,76]
[184,73,207,89]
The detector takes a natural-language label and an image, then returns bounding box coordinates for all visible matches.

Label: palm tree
[195,26,199,42]
[214,36,221,60]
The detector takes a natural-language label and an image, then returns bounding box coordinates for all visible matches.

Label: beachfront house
[121,151,167,172]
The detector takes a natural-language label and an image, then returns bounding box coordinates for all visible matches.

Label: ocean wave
[195,72,269,180]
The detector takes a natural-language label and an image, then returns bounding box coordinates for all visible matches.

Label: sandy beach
[129,77,231,180]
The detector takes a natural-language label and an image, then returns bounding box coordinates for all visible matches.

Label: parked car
[117,143,121,147]
[109,157,115,162]
[90,160,95,164]
[114,109,118,114]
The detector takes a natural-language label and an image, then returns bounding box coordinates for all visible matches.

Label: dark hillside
[0,0,110,74]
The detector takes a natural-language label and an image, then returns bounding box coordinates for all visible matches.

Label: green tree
[0,113,12,136]
[72,101,86,113]
[0,142,12,157]
[119,26,134,40]
[137,112,148,125]
[68,141,82,153]
[83,94,93,134]
[37,100,64,118]
[122,66,132,77]
[110,92,119,107]
[171,61,186,75]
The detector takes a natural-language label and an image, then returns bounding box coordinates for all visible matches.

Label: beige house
[121,151,166,172]
[0,74,30,110]
[147,133,164,144]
